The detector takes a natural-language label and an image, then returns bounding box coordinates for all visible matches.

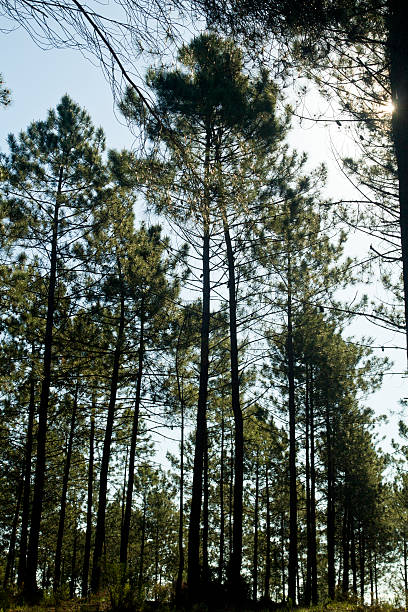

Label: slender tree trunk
[374,551,378,604]
[264,464,271,601]
[309,367,318,604]
[326,405,335,600]
[155,524,159,592]
[187,125,211,597]
[54,380,79,592]
[359,525,365,603]
[25,165,63,597]
[202,421,209,585]
[252,451,259,602]
[286,263,297,605]
[218,411,225,584]
[120,308,145,565]
[70,526,78,599]
[229,436,233,558]
[18,359,36,587]
[176,369,185,604]
[81,395,95,598]
[4,478,23,588]
[138,494,147,594]
[369,549,374,606]
[388,0,408,361]
[404,532,408,610]
[221,215,244,595]
[281,513,285,603]
[304,366,311,606]
[351,515,357,594]
[121,445,129,531]
[91,288,125,593]
[342,505,350,595]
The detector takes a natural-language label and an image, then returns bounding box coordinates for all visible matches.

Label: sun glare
[381,100,395,114]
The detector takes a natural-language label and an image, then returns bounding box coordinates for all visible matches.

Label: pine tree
[0,95,107,597]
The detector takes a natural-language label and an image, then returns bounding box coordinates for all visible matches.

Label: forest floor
[2,603,406,612]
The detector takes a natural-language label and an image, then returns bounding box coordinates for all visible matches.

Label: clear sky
[1,22,407,458]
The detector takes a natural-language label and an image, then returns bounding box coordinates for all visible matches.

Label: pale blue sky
[1,22,407,457]
[1,26,135,151]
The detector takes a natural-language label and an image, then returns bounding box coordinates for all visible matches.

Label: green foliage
[0,73,11,107]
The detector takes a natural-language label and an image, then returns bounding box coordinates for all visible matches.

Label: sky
[1,21,407,459]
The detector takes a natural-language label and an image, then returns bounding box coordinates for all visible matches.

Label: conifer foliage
[0,34,404,610]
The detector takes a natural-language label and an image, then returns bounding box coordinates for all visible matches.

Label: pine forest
[1,1,408,610]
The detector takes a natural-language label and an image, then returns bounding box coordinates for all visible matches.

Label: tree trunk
[81,394,95,598]
[4,477,23,588]
[252,451,259,602]
[229,436,234,558]
[388,0,408,361]
[351,515,357,594]
[222,215,244,596]
[286,264,297,605]
[138,494,147,594]
[91,287,125,593]
[70,527,78,599]
[404,532,408,610]
[121,445,129,531]
[304,366,311,606]
[309,367,318,604]
[187,124,211,598]
[369,550,374,606]
[281,513,286,603]
[202,420,209,585]
[342,503,350,596]
[175,368,185,604]
[17,360,36,587]
[326,405,335,600]
[359,525,365,603]
[54,380,79,591]
[120,308,145,565]
[25,165,63,597]
[374,551,378,604]
[264,464,271,601]
[218,411,225,584]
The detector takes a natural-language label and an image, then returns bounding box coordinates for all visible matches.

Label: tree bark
[309,367,318,604]
[25,164,63,597]
[359,526,365,602]
[202,420,209,585]
[252,451,259,601]
[404,531,407,610]
[81,394,95,598]
[91,287,125,593]
[54,380,79,591]
[17,364,36,587]
[281,513,286,603]
[175,368,185,605]
[187,124,211,598]
[304,365,311,606]
[264,464,271,601]
[218,411,225,584]
[70,526,78,599]
[286,262,297,605]
[326,405,336,600]
[369,550,374,606]
[351,514,357,594]
[388,0,408,362]
[138,494,147,594]
[229,436,234,558]
[4,477,23,588]
[342,503,350,596]
[120,308,145,565]
[222,216,244,596]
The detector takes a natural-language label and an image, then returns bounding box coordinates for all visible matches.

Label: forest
[1,1,408,611]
